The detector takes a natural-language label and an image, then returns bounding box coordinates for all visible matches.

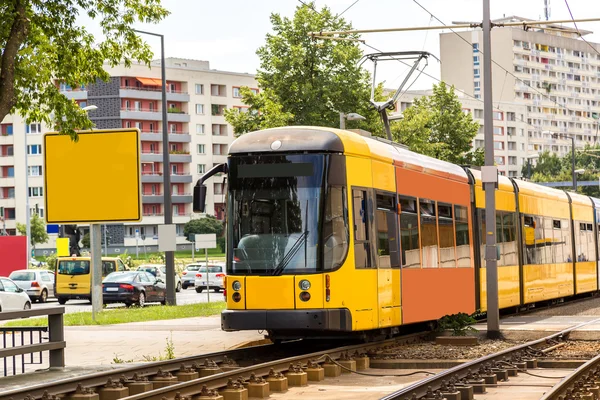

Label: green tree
[17,214,49,248]
[225,2,376,134]
[184,216,224,238]
[0,1,169,139]
[81,233,90,249]
[521,151,563,179]
[391,82,482,165]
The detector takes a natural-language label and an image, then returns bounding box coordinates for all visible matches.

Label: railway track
[380,317,600,400]
[1,333,426,400]
[539,350,600,399]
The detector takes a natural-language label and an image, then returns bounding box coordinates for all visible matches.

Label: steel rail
[539,351,600,399]
[111,337,412,400]
[380,317,600,400]
[0,342,279,400]
[5,333,425,400]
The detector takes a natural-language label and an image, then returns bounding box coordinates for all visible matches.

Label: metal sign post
[195,233,217,303]
[90,224,103,321]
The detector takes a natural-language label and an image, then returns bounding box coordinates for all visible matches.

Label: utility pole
[482,0,500,338]
[570,135,577,191]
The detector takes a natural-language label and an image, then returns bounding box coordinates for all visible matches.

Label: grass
[4,301,226,327]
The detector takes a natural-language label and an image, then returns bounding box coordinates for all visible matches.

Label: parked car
[8,269,55,303]
[30,258,47,268]
[194,263,226,293]
[0,277,32,311]
[181,264,203,289]
[102,271,166,307]
[136,264,181,292]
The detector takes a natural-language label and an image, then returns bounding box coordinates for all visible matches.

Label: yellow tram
[194,126,600,340]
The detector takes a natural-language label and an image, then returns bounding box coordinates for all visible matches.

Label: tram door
[375,192,401,327]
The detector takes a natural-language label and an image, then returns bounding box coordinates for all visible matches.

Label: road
[32,287,224,314]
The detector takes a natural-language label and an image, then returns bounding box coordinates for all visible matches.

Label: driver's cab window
[1,279,19,293]
[117,260,127,271]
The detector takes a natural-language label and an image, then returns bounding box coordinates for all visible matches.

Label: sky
[83,0,600,91]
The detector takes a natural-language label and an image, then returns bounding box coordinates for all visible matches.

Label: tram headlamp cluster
[299,280,311,291]
[232,292,242,302]
[299,291,311,302]
[232,280,242,291]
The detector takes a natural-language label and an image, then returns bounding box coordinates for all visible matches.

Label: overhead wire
[564,0,600,58]
[411,0,600,129]
[338,0,360,18]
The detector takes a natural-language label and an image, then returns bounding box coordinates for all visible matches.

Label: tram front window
[229,154,326,275]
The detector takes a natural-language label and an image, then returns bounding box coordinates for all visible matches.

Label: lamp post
[339,112,366,129]
[133,29,176,305]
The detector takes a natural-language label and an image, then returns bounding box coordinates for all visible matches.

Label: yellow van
[55,257,128,304]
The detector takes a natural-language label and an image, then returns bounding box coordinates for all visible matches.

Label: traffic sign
[195,233,217,250]
[44,129,142,224]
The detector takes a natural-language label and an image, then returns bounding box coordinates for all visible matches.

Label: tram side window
[323,186,348,270]
[575,222,592,262]
[455,205,470,267]
[543,218,555,264]
[352,189,371,269]
[534,216,546,264]
[420,199,438,268]
[478,209,486,268]
[552,220,564,263]
[438,203,456,268]
[561,219,572,263]
[399,196,420,268]
[586,223,595,262]
[497,211,518,266]
[375,193,400,269]
[523,215,536,265]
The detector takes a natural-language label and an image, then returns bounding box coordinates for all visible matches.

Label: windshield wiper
[271,231,309,276]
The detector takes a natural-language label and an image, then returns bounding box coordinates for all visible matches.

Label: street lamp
[339,112,366,129]
[133,29,176,306]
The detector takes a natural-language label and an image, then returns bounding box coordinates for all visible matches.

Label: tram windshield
[228,154,336,275]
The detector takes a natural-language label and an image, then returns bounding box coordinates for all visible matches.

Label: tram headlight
[299,280,311,291]
[299,291,311,302]
[232,280,242,291]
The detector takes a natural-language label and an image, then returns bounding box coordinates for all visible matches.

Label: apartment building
[0,58,257,254]
[396,90,529,177]
[439,16,600,162]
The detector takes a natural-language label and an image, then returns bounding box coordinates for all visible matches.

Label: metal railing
[0,307,65,376]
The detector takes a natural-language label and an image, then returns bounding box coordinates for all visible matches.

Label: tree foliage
[225,2,377,134]
[0,1,169,139]
[16,214,49,248]
[392,82,482,165]
[184,216,224,238]
[527,144,600,196]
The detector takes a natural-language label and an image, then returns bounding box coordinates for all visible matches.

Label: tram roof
[467,169,514,192]
[566,191,593,207]
[229,126,468,183]
[512,178,569,201]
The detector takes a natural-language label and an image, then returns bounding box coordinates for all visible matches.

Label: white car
[194,264,226,293]
[0,277,32,311]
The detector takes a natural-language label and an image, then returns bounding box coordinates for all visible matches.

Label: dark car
[102,271,166,307]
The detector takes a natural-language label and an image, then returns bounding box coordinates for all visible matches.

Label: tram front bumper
[221,308,352,332]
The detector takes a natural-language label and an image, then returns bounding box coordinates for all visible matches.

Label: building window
[196,124,205,134]
[493,127,504,135]
[28,187,44,197]
[212,144,227,155]
[494,141,504,150]
[494,156,505,165]
[26,124,42,134]
[195,104,204,114]
[474,81,481,88]
[214,183,224,195]
[27,145,42,155]
[474,68,480,78]
[473,55,480,65]
[195,84,204,95]
[197,144,205,154]
[474,94,481,99]
[493,111,503,120]
[232,87,242,98]
[473,43,479,52]
[197,164,205,174]
[28,166,43,176]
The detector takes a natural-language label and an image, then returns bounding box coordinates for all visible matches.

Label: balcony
[171,173,193,183]
[119,87,190,102]
[169,152,192,163]
[141,152,163,163]
[121,108,162,120]
[0,135,14,145]
[141,172,164,183]
[142,194,164,204]
[172,194,193,203]
[61,90,88,101]
[0,177,15,186]
[0,156,14,166]
[140,131,192,143]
